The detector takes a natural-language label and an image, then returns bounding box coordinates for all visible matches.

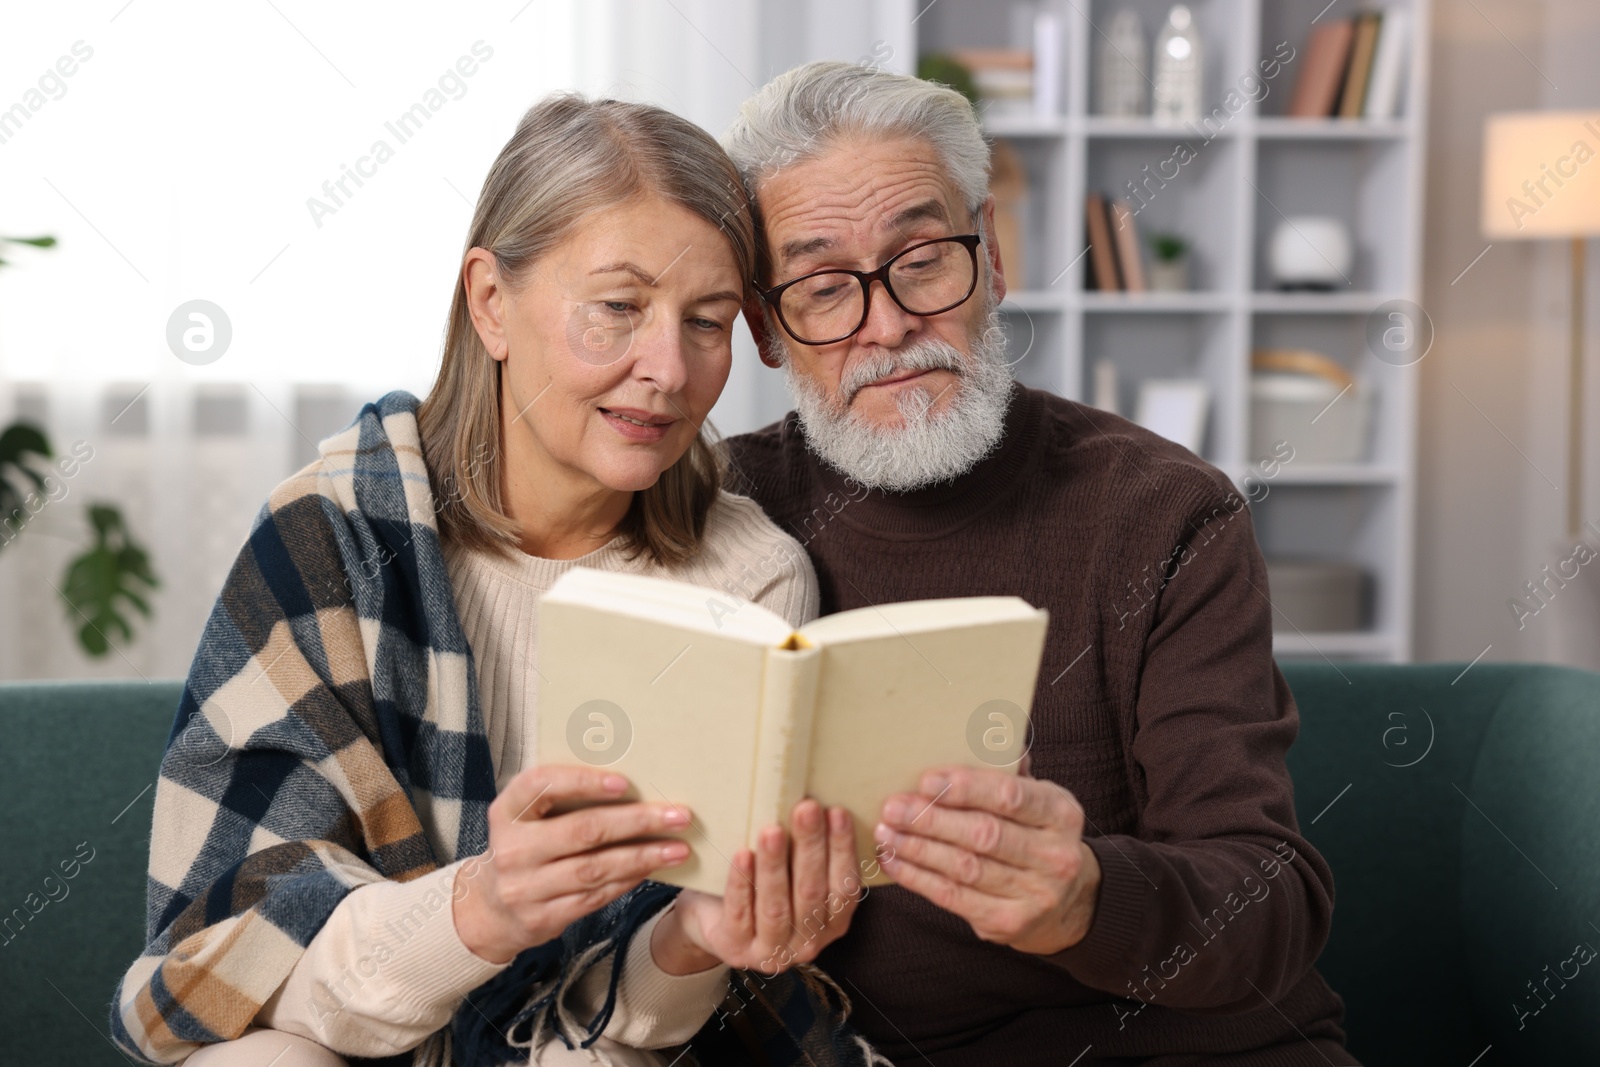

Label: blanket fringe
[412,1027,450,1067]
[853,1034,895,1066]
[799,962,898,1066]
[795,961,853,1019]
[506,935,619,1066]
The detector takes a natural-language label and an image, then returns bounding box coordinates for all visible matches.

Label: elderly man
[719,61,1356,1066]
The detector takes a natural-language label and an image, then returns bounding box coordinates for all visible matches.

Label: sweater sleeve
[562,901,731,1050]
[1045,492,1335,1013]
[255,859,509,1057]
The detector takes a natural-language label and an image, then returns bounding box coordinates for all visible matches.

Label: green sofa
[3,663,1598,1065]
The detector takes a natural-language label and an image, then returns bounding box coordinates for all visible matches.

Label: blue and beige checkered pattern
[109,391,580,1064]
[107,389,878,1067]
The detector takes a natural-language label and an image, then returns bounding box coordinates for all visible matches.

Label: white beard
[767,291,1015,493]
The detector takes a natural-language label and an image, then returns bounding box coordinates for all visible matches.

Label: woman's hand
[655,799,862,976]
[452,765,692,964]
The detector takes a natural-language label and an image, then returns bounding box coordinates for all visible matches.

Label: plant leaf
[60,503,160,658]
[0,422,53,548]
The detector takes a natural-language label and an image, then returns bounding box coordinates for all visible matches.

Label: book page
[800,599,1049,886]
[543,566,796,646]
[536,569,789,894]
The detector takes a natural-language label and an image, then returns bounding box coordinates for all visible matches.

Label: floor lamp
[1482,111,1600,665]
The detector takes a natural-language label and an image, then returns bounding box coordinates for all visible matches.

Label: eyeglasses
[758,233,982,346]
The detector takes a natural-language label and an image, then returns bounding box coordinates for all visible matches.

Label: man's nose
[853,278,918,349]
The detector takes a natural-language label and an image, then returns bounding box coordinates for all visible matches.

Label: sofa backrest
[3,665,1598,1065]
[1456,666,1600,1058]
[0,680,182,1065]
[1281,662,1600,1065]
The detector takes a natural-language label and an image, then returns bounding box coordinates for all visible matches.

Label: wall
[1416,0,1600,666]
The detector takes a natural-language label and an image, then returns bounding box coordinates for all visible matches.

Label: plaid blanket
[108,390,887,1067]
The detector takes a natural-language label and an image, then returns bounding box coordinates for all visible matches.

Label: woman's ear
[463,248,509,360]
[743,297,785,368]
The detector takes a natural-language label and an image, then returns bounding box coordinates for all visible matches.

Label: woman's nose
[629,319,690,396]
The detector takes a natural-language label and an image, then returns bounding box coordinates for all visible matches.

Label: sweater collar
[796,381,1045,539]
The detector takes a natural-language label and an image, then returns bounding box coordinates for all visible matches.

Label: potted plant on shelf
[0,231,159,658]
[916,54,979,106]
[1149,233,1190,291]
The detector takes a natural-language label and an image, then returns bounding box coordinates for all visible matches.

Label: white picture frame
[1134,378,1210,455]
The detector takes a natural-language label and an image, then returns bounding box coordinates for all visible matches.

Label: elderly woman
[110,95,872,1067]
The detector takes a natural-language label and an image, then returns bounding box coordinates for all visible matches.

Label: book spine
[1111,198,1147,292]
[1339,13,1382,119]
[749,644,822,850]
[1289,19,1355,118]
[1086,192,1122,291]
[1033,12,1063,117]
[1363,9,1409,120]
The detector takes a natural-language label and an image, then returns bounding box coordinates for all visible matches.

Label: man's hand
[874,764,1101,956]
[662,798,862,975]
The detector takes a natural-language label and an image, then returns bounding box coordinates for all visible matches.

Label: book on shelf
[1084,194,1148,293]
[1289,9,1408,120]
[1033,11,1064,117]
[1084,191,1122,291]
[535,567,1050,895]
[1288,18,1356,118]
[1362,9,1410,119]
[1110,198,1147,293]
[1338,12,1384,118]
[951,48,1034,121]
[991,140,1029,290]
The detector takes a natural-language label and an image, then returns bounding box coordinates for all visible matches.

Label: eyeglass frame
[756,232,984,347]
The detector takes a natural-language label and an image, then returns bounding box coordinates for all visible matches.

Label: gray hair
[723,61,991,274]
[417,94,754,566]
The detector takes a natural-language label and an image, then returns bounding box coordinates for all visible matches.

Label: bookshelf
[897,0,1432,662]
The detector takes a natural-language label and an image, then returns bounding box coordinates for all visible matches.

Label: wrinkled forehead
[754,136,969,274]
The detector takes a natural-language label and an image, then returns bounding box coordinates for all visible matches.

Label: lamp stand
[1548,239,1600,670]
[1572,237,1587,541]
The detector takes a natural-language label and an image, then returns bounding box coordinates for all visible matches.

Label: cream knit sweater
[250,491,820,1065]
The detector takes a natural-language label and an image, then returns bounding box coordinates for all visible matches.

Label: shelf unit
[897,0,1431,662]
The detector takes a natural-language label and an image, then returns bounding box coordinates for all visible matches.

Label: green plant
[0,422,51,521]
[0,233,57,267]
[1151,233,1190,263]
[61,505,159,656]
[916,54,979,106]
[0,231,160,658]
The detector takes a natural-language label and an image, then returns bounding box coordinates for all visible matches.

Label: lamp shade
[1481,111,1600,239]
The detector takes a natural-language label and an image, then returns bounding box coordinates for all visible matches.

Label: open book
[535,567,1050,894]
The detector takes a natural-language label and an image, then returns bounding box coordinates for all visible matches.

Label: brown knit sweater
[724,383,1354,1067]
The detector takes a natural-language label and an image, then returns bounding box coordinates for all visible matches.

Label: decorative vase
[1269,217,1354,291]
[1152,5,1203,126]
[1095,9,1148,117]
[1149,257,1189,291]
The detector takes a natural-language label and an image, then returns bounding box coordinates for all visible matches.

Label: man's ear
[743,296,785,368]
[980,194,1007,305]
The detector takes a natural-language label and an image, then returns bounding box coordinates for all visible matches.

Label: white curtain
[0,1,584,680]
[0,0,913,680]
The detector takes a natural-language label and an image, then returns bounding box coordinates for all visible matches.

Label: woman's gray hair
[417,93,755,566]
[723,60,990,269]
